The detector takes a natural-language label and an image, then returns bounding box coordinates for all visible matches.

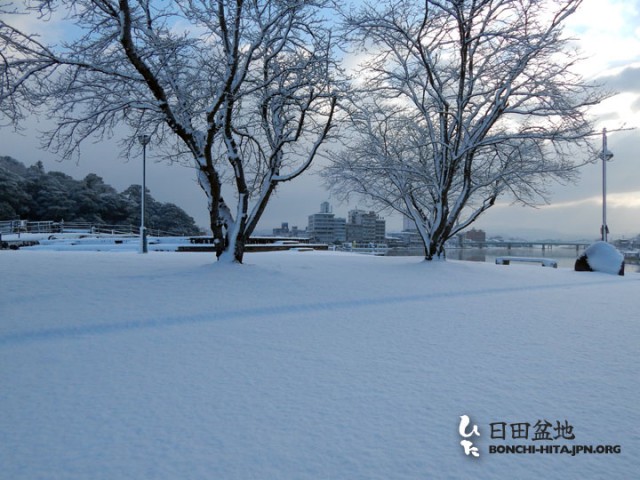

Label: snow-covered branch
[1,0,340,263]
[328,0,607,261]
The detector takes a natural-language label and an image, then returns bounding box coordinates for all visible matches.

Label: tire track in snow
[0,277,624,347]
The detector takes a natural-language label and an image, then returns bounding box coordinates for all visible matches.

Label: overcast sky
[1,0,639,239]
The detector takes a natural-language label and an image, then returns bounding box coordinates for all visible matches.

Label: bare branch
[1,0,340,262]
[328,0,606,261]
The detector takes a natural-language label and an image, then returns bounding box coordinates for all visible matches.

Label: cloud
[3,4,69,42]
[479,189,640,239]
[604,191,640,209]
[539,191,640,210]
[566,0,640,77]
[597,66,640,93]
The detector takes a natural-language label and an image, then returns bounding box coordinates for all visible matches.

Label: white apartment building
[307,202,346,244]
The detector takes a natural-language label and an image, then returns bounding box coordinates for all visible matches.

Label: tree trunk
[424,236,447,261]
[233,235,246,264]
[217,230,246,264]
[209,208,225,259]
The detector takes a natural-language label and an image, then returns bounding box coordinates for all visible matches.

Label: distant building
[387,230,424,249]
[464,228,486,243]
[307,202,346,244]
[273,222,290,236]
[272,222,306,238]
[346,209,386,244]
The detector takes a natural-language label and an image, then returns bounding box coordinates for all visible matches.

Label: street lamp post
[138,134,151,253]
[600,128,614,242]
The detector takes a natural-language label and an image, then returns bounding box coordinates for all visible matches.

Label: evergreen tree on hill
[0,156,202,235]
[0,164,31,219]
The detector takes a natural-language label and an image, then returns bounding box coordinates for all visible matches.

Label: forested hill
[0,156,203,235]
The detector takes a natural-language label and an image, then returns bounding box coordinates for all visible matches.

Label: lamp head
[600,149,614,161]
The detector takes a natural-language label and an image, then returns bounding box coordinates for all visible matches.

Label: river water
[391,246,640,273]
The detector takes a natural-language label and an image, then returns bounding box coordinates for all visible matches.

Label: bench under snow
[495,256,558,268]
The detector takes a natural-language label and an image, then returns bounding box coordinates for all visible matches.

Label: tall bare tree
[1,0,339,262]
[326,0,607,260]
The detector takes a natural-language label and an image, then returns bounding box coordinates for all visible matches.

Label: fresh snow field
[1,250,638,479]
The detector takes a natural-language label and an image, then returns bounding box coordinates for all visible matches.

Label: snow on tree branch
[1,0,341,263]
[327,0,608,261]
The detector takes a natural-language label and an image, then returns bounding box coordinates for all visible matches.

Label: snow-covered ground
[1,250,637,479]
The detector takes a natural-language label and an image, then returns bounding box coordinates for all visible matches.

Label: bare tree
[326,0,607,260]
[0,0,339,262]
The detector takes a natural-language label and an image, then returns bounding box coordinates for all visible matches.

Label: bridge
[461,240,592,252]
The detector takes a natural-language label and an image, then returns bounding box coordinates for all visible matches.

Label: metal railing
[0,220,58,234]
[0,219,188,237]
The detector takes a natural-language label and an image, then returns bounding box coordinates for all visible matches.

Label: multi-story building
[273,222,290,236]
[307,202,346,244]
[272,222,305,238]
[346,209,386,244]
[464,228,486,243]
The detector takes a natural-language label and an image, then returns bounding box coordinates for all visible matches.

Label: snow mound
[576,241,624,275]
